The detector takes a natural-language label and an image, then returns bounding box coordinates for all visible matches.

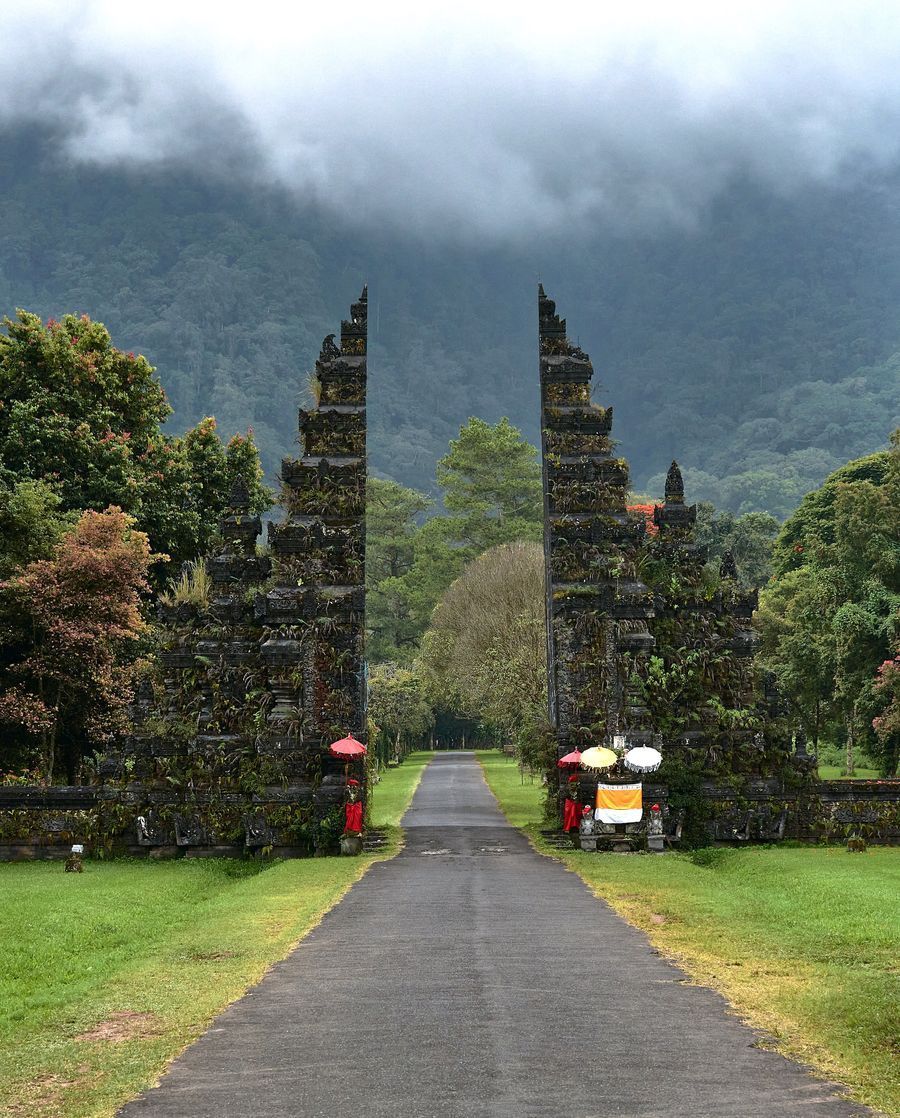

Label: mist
[3,1,900,240]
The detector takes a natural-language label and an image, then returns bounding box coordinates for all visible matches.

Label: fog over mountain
[4,2,900,239]
[1,4,899,515]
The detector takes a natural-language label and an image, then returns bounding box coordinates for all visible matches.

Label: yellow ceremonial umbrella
[580,746,618,771]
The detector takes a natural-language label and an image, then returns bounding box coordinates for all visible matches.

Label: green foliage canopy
[0,311,272,577]
[421,540,548,763]
[756,432,900,773]
[0,507,153,783]
[435,416,542,551]
[366,417,543,664]
[693,503,780,589]
[367,662,434,764]
[0,479,75,580]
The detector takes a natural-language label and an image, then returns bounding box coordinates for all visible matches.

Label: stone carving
[664,460,685,504]
[320,333,341,361]
[719,549,739,581]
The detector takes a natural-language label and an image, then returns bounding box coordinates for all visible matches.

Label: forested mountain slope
[2,128,898,516]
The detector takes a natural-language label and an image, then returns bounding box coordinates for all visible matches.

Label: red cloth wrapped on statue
[344,779,363,834]
[562,797,582,832]
[344,801,363,833]
[562,775,581,832]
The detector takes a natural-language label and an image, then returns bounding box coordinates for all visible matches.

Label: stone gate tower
[537,287,655,769]
[262,287,368,762]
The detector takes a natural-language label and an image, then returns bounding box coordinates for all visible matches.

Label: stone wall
[642,777,900,845]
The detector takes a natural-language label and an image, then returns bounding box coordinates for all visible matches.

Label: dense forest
[2,127,899,518]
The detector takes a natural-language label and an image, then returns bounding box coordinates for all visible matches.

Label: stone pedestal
[340,833,363,856]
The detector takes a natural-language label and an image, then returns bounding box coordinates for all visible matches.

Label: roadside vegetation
[477,750,900,1118]
[0,751,433,1118]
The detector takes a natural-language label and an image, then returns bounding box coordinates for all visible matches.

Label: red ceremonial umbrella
[329,734,367,779]
[557,749,582,768]
[329,735,367,761]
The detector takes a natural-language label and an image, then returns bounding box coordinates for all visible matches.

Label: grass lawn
[818,765,882,780]
[477,750,900,1118]
[0,751,433,1118]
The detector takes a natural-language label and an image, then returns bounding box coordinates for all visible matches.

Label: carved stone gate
[0,286,898,856]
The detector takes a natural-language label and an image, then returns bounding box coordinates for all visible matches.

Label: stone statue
[320,333,341,361]
[647,803,665,852]
[719,549,739,581]
[65,844,84,872]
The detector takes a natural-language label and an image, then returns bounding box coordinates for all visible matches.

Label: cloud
[3,0,900,240]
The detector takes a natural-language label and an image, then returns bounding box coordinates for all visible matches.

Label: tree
[367,662,434,765]
[829,432,900,773]
[0,507,153,783]
[364,420,541,661]
[771,449,891,577]
[755,563,840,749]
[366,420,544,664]
[0,311,272,578]
[139,416,272,573]
[435,417,542,552]
[366,478,433,663]
[873,651,900,776]
[694,504,781,589]
[0,479,75,579]
[370,517,469,664]
[757,432,900,773]
[422,541,547,762]
[0,311,169,504]
[367,477,431,583]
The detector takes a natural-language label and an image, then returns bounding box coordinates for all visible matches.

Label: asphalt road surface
[119,752,873,1118]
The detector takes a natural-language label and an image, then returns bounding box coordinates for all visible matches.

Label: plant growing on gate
[0,506,153,784]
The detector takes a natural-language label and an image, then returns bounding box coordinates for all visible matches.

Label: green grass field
[0,752,433,1118]
[477,751,900,1118]
[818,765,881,780]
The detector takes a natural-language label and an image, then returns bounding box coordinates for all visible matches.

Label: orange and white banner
[594,782,643,824]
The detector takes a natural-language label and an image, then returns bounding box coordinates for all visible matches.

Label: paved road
[120,753,873,1118]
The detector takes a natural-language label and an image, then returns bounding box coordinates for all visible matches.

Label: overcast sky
[3,1,900,240]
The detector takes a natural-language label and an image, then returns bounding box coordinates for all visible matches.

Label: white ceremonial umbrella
[623,746,663,774]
